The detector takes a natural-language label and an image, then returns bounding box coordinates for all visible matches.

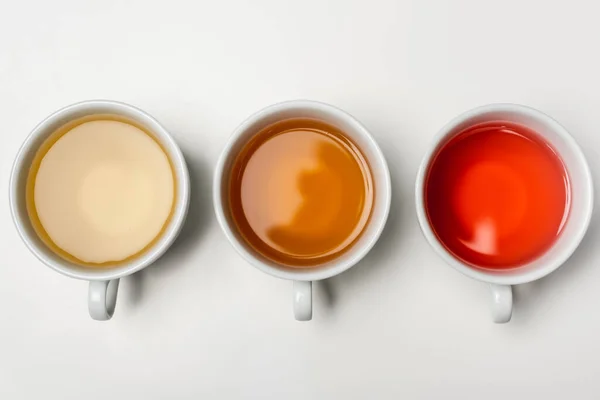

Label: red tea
[425,121,570,269]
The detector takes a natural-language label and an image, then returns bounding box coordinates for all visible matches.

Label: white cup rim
[9,99,191,281]
[415,103,594,285]
[213,99,391,281]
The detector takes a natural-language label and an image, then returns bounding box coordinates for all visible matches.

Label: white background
[1,0,600,398]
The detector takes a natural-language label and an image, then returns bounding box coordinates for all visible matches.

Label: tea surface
[425,121,570,269]
[28,117,175,265]
[229,118,373,267]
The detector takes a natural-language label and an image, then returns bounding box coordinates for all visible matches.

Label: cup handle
[293,281,312,321]
[88,280,120,321]
[489,284,512,323]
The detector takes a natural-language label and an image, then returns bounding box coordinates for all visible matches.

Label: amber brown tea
[228,118,374,267]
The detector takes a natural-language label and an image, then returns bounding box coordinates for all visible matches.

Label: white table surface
[2,0,600,398]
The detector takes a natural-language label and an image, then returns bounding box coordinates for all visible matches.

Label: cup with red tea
[416,104,593,323]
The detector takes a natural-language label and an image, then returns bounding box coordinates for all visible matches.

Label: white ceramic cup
[416,103,594,323]
[9,100,190,321]
[214,100,391,321]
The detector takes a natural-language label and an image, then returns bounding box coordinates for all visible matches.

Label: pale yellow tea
[27,116,175,266]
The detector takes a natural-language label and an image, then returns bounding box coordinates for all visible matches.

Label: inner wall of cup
[430,107,592,279]
[219,103,390,277]
[13,102,186,279]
